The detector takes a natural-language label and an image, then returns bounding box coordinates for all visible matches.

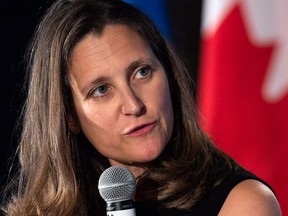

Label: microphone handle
[107,208,136,216]
[106,200,136,216]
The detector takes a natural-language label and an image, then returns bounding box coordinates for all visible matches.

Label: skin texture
[68,24,174,178]
[219,179,282,215]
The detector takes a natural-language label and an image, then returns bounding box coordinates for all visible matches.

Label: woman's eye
[135,66,151,79]
[91,85,108,97]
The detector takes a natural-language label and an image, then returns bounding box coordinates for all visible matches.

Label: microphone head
[98,166,136,202]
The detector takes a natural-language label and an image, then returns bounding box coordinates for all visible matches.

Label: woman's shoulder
[219,179,281,215]
[188,166,281,215]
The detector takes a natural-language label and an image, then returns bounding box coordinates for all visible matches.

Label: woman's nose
[121,88,144,116]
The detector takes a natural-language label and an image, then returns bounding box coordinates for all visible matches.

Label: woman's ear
[68,114,81,134]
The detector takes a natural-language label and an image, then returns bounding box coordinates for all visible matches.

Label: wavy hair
[2,0,236,215]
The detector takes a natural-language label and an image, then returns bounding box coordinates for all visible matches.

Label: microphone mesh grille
[98,166,136,202]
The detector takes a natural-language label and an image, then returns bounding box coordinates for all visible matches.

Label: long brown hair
[2,0,236,215]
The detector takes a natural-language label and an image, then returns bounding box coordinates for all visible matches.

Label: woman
[2,0,281,215]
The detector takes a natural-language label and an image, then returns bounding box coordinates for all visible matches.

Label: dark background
[0,0,203,198]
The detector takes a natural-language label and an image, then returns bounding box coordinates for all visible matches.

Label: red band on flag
[198,2,288,214]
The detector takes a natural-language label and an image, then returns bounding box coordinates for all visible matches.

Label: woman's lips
[123,121,158,136]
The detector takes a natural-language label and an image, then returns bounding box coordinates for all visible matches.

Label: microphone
[98,166,137,216]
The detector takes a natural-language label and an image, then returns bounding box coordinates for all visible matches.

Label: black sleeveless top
[135,167,271,216]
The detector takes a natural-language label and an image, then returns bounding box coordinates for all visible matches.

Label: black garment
[135,166,271,216]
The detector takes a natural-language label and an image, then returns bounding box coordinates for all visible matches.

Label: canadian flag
[198,0,288,214]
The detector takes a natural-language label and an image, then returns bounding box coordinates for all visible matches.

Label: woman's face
[69,24,173,174]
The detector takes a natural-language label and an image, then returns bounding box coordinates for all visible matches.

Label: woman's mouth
[123,121,158,136]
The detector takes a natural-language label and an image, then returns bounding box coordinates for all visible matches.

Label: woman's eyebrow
[81,75,110,95]
[126,58,158,72]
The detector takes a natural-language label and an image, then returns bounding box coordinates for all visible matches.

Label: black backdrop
[0,0,202,197]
